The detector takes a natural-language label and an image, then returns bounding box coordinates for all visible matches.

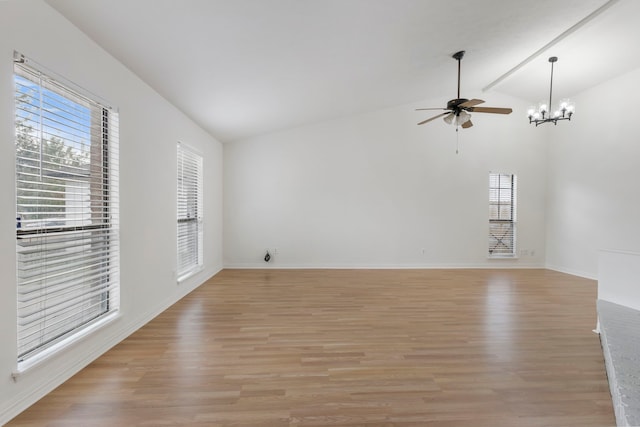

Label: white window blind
[14,54,120,363]
[488,172,517,257]
[177,143,203,280]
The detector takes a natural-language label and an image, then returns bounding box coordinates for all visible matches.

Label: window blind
[15,55,120,363]
[488,172,517,257]
[177,143,203,280]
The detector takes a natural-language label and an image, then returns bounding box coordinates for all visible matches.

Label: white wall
[545,67,640,278]
[0,1,223,423]
[598,250,640,311]
[224,93,547,268]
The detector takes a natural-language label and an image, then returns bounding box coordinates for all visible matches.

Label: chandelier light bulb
[527,106,536,117]
[538,103,548,114]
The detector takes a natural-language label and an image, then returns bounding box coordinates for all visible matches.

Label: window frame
[488,172,517,258]
[176,142,203,281]
[14,52,120,367]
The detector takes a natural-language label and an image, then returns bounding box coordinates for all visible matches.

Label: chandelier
[527,56,575,126]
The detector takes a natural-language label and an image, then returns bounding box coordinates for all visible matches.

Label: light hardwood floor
[8,269,614,426]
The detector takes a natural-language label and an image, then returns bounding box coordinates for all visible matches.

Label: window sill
[177,265,204,284]
[12,311,120,381]
[488,255,518,260]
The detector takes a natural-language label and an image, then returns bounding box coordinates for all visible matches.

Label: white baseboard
[223,262,546,270]
[544,263,597,280]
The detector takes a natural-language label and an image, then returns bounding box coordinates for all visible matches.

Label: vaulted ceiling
[46,0,640,142]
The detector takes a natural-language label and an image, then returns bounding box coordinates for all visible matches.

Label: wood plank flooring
[8,269,615,426]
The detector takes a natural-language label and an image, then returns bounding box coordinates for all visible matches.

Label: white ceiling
[45,0,639,142]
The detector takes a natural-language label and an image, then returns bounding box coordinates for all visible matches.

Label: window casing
[177,143,203,281]
[14,54,119,364]
[488,172,517,257]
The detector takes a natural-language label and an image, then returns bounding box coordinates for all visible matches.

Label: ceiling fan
[416,50,512,129]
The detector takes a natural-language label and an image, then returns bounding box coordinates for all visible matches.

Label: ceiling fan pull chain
[456,126,459,154]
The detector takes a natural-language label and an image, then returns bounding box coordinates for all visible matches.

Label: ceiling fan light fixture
[443,112,455,124]
[455,110,471,126]
[527,56,575,126]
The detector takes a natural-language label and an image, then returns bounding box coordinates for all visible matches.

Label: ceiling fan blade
[461,120,473,129]
[459,99,484,108]
[415,107,447,111]
[417,112,449,125]
[468,106,513,114]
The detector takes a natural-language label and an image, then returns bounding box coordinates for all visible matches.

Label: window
[14,53,119,364]
[488,172,517,257]
[177,142,203,280]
